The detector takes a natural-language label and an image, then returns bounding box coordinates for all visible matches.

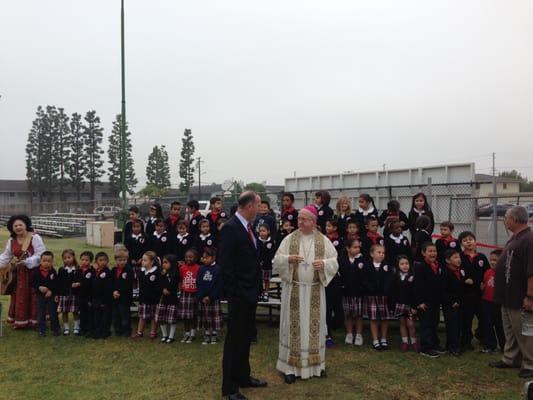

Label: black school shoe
[420,349,440,358]
[433,346,446,354]
[372,342,383,351]
[284,374,296,384]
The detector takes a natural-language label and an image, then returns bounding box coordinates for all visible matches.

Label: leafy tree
[137,184,170,198]
[108,114,137,195]
[68,112,88,201]
[146,145,171,189]
[499,170,533,192]
[25,106,48,202]
[52,107,71,202]
[179,129,195,194]
[84,110,105,201]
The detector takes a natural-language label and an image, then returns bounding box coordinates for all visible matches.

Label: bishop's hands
[288,255,304,264]
[312,259,325,272]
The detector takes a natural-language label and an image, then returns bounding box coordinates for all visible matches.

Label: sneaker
[73,329,80,336]
[63,329,70,336]
[202,335,211,345]
[185,335,195,344]
[433,346,446,354]
[354,335,363,346]
[165,338,175,344]
[420,349,440,358]
[161,336,168,343]
[326,336,334,348]
[210,335,219,344]
[180,333,190,343]
[344,333,354,345]
[400,342,409,352]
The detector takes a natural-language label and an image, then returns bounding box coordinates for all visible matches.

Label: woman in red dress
[0,215,46,329]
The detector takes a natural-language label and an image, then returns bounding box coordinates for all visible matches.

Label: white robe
[273,230,338,379]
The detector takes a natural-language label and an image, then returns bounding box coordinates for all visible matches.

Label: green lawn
[0,229,527,400]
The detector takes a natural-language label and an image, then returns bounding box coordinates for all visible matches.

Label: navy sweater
[196,264,223,301]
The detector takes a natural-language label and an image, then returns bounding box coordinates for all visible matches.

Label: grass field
[0,229,528,400]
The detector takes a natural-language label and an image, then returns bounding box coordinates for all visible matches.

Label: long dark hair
[150,202,164,219]
[7,214,34,238]
[162,253,178,275]
[411,192,431,212]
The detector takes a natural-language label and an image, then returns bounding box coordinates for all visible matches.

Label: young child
[325,219,344,347]
[280,192,299,230]
[155,254,179,343]
[176,221,194,263]
[339,239,367,346]
[442,249,465,357]
[253,200,277,237]
[363,244,394,351]
[384,218,411,267]
[314,190,334,233]
[57,249,80,335]
[354,193,378,236]
[124,218,148,269]
[325,219,344,254]
[91,252,113,339]
[76,251,94,337]
[361,216,384,258]
[335,196,356,237]
[165,201,182,234]
[458,230,489,351]
[31,251,60,337]
[112,247,135,337]
[197,247,223,344]
[145,202,164,237]
[411,215,433,262]
[389,255,417,352]
[480,249,505,353]
[194,219,217,256]
[408,192,435,238]
[257,224,276,302]
[187,200,204,238]
[275,219,295,252]
[178,248,200,343]
[344,220,360,242]
[435,221,461,266]
[149,219,173,260]
[206,197,228,237]
[379,199,408,237]
[123,206,144,241]
[133,251,160,339]
[414,242,444,358]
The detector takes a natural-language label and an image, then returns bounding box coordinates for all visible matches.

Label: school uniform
[194,233,217,256]
[460,251,489,348]
[206,210,229,237]
[362,261,395,320]
[124,232,148,267]
[335,213,356,237]
[412,229,433,262]
[442,265,465,353]
[389,271,416,318]
[384,234,411,267]
[188,212,204,238]
[145,216,158,238]
[31,266,60,335]
[316,204,334,233]
[274,229,291,253]
[112,264,135,336]
[354,207,379,236]
[481,268,505,351]
[138,265,161,320]
[155,269,179,325]
[339,254,367,318]
[77,267,94,336]
[176,233,194,262]
[361,231,384,258]
[177,263,200,320]
[325,235,344,336]
[379,210,409,237]
[149,231,174,260]
[253,213,277,238]
[57,266,79,314]
[164,215,181,234]
[326,233,344,255]
[91,266,113,339]
[414,261,444,353]
[196,263,223,331]
[123,219,144,242]
[435,237,461,266]
[258,236,276,281]
[408,208,435,238]
[280,207,298,230]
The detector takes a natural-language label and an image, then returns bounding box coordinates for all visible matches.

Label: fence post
[427,178,433,207]
[448,196,453,221]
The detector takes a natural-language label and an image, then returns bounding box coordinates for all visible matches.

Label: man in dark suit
[220,191,267,400]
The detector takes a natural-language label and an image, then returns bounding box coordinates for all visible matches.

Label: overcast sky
[1,0,532,188]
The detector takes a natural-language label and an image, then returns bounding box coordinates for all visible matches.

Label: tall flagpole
[120,0,127,214]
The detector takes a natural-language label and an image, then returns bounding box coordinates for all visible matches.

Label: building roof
[475,174,522,184]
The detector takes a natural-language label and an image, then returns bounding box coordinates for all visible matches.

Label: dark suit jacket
[218,215,262,304]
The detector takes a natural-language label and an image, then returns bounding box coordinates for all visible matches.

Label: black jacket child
[31,267,59,295]
[362,262,395,297]
[194,233,217,256]
[149,231,174,259]
[384,234,411,267]
[436,237,461,266]
[327,234,344,257]
[92,267,114,306]
[316,205,334,233]
[338,253,368,298]
[389,271,416,310]
[77,267,94,304]
[145,216,158,238]
[258,237,276,272]
[138,266,161,305]
[176,233,194,262]
[442,266,465,307]
[280,208,299,230]
[253,213,277,238]
[460,252,489,298]
[124,232,148,266]
[413,261,443,306]
[361,232,384,258]
[408,208,435,237]
[354,207,379,236]
[188,213,204,238]
[112,265,135,305]
[412,229,433,262]
[197,263,223,301]
[275,229,291,253]
[379,210,409,237]
[159,269,179,306]
[57,266,79,297]
[123,220,144,242]
[335,213,356,237]
[206,210,229,237]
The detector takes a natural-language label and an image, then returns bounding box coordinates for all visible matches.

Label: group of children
[31,191,504,359]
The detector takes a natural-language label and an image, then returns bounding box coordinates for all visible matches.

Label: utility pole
[120,0,127,218]
[492,152,498,246]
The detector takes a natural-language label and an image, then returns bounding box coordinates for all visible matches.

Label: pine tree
[146,145,171,189]
[68,112,88,201]
[179,129,195,194]
[107,114,137,195]
[83,110,105,201]
[52,107,71,203]
[26,107,47,202]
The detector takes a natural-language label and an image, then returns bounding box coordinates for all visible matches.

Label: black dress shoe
[227,392,247,400]
[284,374,296,384]
[240,377,267,388]
[320,370,327,378]
[489,360,519,369]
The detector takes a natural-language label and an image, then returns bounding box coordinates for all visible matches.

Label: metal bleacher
[0,213,100,238]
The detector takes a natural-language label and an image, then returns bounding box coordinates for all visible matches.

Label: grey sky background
[1,0,532,188]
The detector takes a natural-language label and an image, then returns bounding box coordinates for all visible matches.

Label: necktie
[247,222,256,248]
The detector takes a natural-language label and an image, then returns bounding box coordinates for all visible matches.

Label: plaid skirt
[342,296,363,318]
[197,300,223,331]
[393,303,412,318]
[262,269,272,281]
[364,296,392,321]
[177,292,197,320]
[155,304,177,324]
[138,303,157,320]
[57,295,79,313]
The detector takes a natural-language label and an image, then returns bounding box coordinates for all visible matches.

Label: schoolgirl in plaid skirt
[362,244,395,351]
[178,248,200,343]
[57,249,81,335]
[133,251,160,340]
[155,254,179,343]
[196,247,223,344]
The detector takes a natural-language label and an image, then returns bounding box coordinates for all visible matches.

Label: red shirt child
[180,263,200,293]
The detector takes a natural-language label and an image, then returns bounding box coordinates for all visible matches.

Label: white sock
[160,325,168,337]
[205,330,211,336]
[169,324,176,339]
[402,337,409,344]
[410,337,417,344]
[74,320,80,330]
[212,330,217,336]
[380,339,388,345]
[373,339,380,346]
[64,323,69,330]
[190,329,196,337]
